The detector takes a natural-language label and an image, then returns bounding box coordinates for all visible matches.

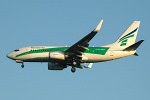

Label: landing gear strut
[71,67,76,73]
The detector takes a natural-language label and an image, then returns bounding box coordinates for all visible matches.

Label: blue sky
[0,0,149,100]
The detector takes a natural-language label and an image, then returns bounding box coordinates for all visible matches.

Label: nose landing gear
[21,63,24,68]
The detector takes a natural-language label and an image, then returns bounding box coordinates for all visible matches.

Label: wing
[65,20,103,61]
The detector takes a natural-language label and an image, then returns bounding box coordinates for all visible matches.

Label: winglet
[93,20,103,32]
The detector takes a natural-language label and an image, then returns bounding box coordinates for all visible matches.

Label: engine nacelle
[48,62,65,70]
[50,51,65,60]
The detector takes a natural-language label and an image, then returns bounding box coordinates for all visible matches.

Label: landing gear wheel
[71,67,76,73]
[21,64,24,68]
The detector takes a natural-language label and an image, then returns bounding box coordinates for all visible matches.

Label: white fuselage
[7,46,136,63]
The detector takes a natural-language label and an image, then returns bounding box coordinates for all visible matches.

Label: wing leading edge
[65,20,103,63]
[65,20,103,54]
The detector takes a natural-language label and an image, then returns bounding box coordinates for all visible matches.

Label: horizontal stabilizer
[82,63,93,69]
[134,52,138,56]
[123,40,144,51]
[87,63,93,68]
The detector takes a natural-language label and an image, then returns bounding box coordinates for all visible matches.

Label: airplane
[6,20,144,73]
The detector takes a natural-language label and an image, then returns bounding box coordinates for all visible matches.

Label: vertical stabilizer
[104,21,140,50]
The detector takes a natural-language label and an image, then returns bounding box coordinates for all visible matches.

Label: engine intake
[48,62,66,70]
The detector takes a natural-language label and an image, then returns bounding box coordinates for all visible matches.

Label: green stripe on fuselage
[85,47,109,55]
[16,47,69,57]
[16,47,109,57]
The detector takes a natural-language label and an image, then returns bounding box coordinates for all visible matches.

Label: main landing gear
[71,67,76,73]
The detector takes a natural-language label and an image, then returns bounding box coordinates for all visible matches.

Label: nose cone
[6,53,13,59]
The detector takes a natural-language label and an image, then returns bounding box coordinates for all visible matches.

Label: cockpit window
[14,49,19,52]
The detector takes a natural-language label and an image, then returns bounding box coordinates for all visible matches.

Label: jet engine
[49,51,65,60]
[48,62,66,70]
